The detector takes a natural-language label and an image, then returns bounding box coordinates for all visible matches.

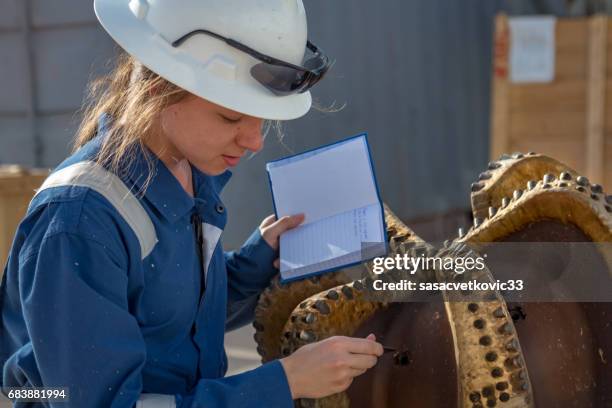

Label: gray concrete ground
[0,325,260,406]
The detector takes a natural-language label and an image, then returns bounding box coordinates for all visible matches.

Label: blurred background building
[0,0,609,389]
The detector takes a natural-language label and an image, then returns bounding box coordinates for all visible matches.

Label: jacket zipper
[191,212,205,337]
[191,212,206,299]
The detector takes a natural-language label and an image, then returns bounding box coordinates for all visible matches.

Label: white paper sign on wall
[509,16,556,83]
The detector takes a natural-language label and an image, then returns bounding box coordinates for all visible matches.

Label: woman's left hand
[259,213,305,268]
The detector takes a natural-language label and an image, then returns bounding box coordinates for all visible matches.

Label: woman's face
[158,94,264,176]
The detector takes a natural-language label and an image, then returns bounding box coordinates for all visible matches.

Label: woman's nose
[236,118,264,153]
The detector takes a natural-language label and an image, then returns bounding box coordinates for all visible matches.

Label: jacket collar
[96,115,233,224]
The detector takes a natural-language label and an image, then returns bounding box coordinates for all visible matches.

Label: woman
[0,0,382,407]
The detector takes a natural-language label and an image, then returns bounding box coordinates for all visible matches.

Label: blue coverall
[0,117,293,407]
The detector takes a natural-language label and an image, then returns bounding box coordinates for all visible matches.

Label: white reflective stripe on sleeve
[202,222,223,284]
[136,394,176,408]
[36,161,158,259]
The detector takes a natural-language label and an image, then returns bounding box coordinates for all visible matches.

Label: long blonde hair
[74,52,188,187]
[75,52,288,189]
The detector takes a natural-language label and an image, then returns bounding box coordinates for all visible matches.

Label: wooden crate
[491,14,612,189]
[0,166,48,276]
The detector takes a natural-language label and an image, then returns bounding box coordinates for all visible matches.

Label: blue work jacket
[0,119,293,407]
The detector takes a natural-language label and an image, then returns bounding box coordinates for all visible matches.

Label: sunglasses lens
[251,63,308,96]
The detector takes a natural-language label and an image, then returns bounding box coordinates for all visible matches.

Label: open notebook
[266,134,387,282]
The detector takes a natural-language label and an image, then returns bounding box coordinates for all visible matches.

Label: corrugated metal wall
[0,0,573,248]
[0,0,116,166]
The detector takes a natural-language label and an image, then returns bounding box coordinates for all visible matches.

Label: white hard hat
[94,0,321,120]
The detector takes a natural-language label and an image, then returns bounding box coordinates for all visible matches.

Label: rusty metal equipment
[254,153,612,408]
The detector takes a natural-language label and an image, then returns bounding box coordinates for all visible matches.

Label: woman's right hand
[280,334,383,399]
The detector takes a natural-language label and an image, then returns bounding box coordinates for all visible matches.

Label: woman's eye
[220,114,242,123]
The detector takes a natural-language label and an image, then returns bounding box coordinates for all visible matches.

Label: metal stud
[591,184,603,194]
[576,186,586,193]
[499,393,510,402]
[607,195,612,205]
[478,172,492,181]
[605,205,611,213]
[299,302,308,309]
[527,151,537,156]
[487,399,497,407]
[576,176,589,186]
[304,313,316,324]
[458,228,465,238]
[493,307,504,318]
[468,303,479,313]
[559,182,568,187]
[512,152,524,159]
[506,338,519,352]
[591,194,599,201]
[290,315,297,323]
[499,153,513,160]
[501,197,510,208]
[499,323,513,335]
[560,172,572,181]
[505,356,521,369]
[299,330,316,342]
[474,217,483,228]
[542,183,551,189]
[543,173,555,183]
[488,207,497,218]
[326,290,339,300]
[513,189,523,200]
[341,286,354,299]
[526,180,537,190]
[472,182,485,192]
[488,162,501,170]
[353,280,365,291]
[283,331,291,339]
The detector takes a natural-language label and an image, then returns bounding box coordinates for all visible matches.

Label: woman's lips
[222,155,241,167]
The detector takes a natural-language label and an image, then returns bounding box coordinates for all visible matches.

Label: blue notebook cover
[266,133,388,282]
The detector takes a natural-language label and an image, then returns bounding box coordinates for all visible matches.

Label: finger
[343,337,384,356]
[349,368,368,378]
[344,354,378,370]
[265,214,305,237]
[273,258,280,269]
[366,333,376,342]
[260,214,277,228]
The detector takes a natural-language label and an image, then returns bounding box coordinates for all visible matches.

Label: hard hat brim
[94,0,312,121]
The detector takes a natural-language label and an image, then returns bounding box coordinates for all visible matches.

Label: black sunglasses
[172,29,330,96]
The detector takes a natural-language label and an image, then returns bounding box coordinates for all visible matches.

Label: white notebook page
[279,204,384,280]
[267,136,379,226]
[267,134,386,281]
